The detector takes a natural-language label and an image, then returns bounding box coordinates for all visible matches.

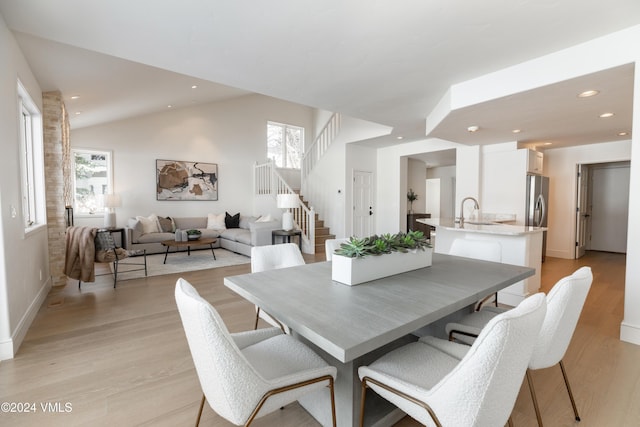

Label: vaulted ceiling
[1,1,638,150]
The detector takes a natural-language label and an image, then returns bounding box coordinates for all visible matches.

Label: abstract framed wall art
[156,159,218,201]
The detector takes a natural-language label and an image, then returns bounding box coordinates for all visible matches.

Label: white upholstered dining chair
[449,238,502,309]
[324,238,348,261]
[250,243,305,330]
[446,266,593,426]
[175,278,337,427]
[358,292,547,427]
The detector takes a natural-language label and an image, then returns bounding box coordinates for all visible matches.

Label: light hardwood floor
[0,251,638,426]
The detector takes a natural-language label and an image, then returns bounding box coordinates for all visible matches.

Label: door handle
[369,210,373,216]
[535,194,546,227]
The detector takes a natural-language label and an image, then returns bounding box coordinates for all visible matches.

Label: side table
[272,229,302,250]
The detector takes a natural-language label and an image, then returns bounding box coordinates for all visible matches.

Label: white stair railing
[302,113,341,178]
[254,160,315,253]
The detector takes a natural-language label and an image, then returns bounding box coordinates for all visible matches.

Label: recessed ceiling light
[467,125,480,132]
[512,129,522,134]
[167,105,173,108]
[543,142,552,146]
[396,136,404,140]
[75,111,81,115]
[70,95,80,100]
[618,131,629,136]
[578,90,599,98]
[599,112,614,118]
[191,85,198,89]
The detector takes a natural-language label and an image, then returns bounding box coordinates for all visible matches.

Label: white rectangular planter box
[331,249,432,286]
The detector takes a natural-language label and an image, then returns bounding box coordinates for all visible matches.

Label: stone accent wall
[43,91,69,287]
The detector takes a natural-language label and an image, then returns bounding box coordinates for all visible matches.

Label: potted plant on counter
[332,230,432,286]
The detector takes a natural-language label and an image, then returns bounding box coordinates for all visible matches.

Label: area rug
[113,248,250,280]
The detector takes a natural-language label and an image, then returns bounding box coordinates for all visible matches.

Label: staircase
[254,113,342,254]
[299,194,335,254]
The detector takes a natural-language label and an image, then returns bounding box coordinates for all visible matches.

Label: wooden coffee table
[160,238,217,264]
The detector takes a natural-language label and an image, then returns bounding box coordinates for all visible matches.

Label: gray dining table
[224,253,535,427]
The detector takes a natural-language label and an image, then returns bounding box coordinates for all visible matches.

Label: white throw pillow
[207,213,226,229]
[256,214,273,222]
[136,214,160,234]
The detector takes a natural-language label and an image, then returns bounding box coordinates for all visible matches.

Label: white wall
[426,165,456,218]
[455,145,480,218]
[407,158,426,213]
[0,14,51,359]
[305,135,347,238]
[543,140,631,259]
[304,115,390,239]
[376,139,463,233]
[481,142,528,223]
[71,94,315,227]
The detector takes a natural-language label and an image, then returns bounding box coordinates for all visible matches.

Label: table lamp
[103,193,121,228]
[277,193,299,231]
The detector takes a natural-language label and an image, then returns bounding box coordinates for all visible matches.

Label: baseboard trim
[0,278,51,360]
[0,337,14,360]
[545,249,574,259]
[620,321,640,346]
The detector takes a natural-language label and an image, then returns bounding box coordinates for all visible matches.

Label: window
[72,149,113,215]
[18,80,45,230]
[267,122,304,169]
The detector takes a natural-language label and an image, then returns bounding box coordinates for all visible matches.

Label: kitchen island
[417,217,545,306]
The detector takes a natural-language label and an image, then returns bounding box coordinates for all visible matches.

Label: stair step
[298,192,334,255]
[315,227,330,235]
[315,234,335,245]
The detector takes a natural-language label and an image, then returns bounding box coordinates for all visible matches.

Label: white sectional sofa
[124,214,280,257]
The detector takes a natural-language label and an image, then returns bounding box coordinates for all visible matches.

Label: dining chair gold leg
[329,378,337,427]
[359,380,368,427]
[559,360,581,421]
[526,369,544,427]
[195,393,205,427]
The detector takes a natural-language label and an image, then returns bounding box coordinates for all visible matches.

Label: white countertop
[417,217,546,236]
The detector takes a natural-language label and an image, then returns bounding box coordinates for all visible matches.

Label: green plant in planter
[335,230,431,258]
[335,236,371,258]
[186,229,202,236]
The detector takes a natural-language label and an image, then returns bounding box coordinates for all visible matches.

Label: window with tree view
[72,149,112,215]
[267,122,304,169]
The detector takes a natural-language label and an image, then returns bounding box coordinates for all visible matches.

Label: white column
[621,60,640,345]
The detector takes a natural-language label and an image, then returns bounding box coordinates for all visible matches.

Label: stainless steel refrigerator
[526,174,549,261]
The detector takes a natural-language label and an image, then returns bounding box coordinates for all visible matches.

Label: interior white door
[575,164,590,259]
[589,163,630,253]
[352,170,373,238]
